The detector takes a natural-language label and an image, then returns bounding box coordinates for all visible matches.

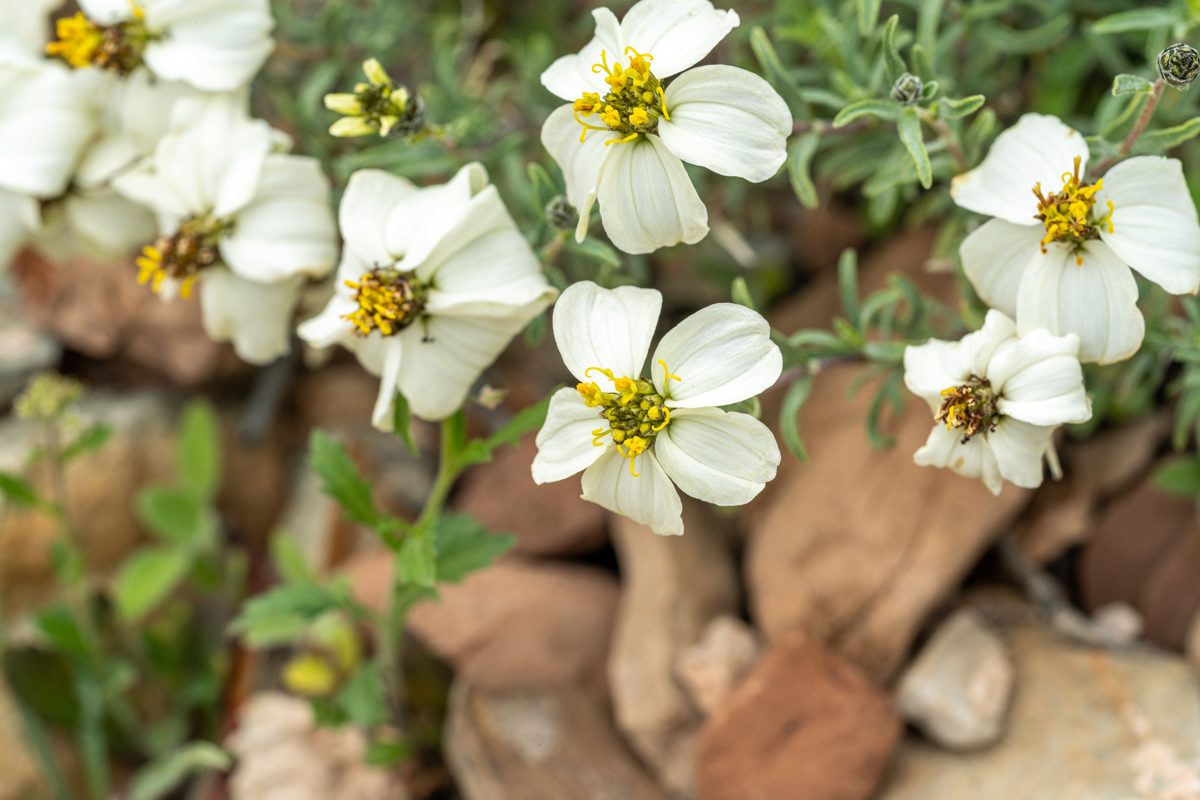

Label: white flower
[531,281,782,535]
[297,164,558,425]
[0,0,63,55]
[952,113,1200,365]
[113,95,337,364]
[51,0,273,92]
[539,0,792,255]
[903,310,1092,496]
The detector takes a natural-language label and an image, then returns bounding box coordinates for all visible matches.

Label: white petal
[902,310,1017,404]
[540,104,618,243]
[386,162,487,267]
[531,387,607,484]
[368,339,405,431]
[63,190,156,256]
[651,303,781,408]
[552,280,661,385]
[619,0,738,79]
[989,330,1091,426]
[658,65,790,182]
[959,219,1043,317]
[199,269,301,365]
[596,135,708,255]
[913,424,1003,496]
[338,169,416,268]
[1099,156,1200,295]
[581,448,683,536]
[143,0,274,92]
[0,62,96,198]
[79,0,131,24]
[1015,241,1143,365]
[418,186,558,313]
[394,312,532,421]
[296,292,357,351]
[218,155,337,283]
[951,113,1088,225]
[540,8,624,100]
[653,407,779,506]
[986,419,1054,490]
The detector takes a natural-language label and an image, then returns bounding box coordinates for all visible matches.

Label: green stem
[1094,79,1165,175]
[917,108,968,172]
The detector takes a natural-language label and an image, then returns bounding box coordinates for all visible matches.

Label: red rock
[695,630,901,800]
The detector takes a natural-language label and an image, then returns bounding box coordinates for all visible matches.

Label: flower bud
[1158,43,1200,89]
[545,195,578,231]
[15,372,84,422]
[891,72,923,105]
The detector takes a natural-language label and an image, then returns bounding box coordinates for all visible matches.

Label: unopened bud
[1158,43,1200,89]
[891,72,923,105]
[545,195,578,231]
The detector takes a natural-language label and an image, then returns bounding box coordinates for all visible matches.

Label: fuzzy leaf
[1111,73,1154,96]
[897,107,933,189]
[939,95,985,120]
[780,375,815,462]
[1092,8,1177,34]
[833,98,898,127]
[787,131,821,209]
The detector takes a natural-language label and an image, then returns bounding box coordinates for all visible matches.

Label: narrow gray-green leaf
[833,98,898,127]
[857,0,882,36]
[787,131,821,209]
[881,15,907,80]
[780,376,815,463]
[897,107,933,189]
[1091,8,1176,34]
[1111,73,1154,96]
[127,742,231,800]
[939,95,985,120]
[1133,117,1200,154]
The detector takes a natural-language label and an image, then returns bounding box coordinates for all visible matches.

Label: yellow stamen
[658,359,682,393]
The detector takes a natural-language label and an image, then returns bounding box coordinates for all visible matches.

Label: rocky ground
[2,218,1199,800]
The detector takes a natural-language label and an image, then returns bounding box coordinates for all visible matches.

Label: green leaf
[857,0,882,36]
[566,236,621,269]
[881,15,907,80]
[270,532,317,585]
[939,95,986,120]
[1111,73,1154,96]
[483,395,552,453]
[398,530,436,587]
[391,393,418,455]
[436,513,516,583]
[1092,8,1177,34]
[366,736,412,767]
[0,472,40,508]
[897,107,933,189]
[833,98,898,127]
[1134,118,1200,154]
[837,249,860,325]
[177,402,220,500]
[309,430,381,528]
[136,487,217,547]
[787,131,821,209]
[336,663,386,727]
[230,583,346,648]
[60,425,112,463]
[127,742,232,800]
[1154,457,1200,496]
[34,604,94,661]
[749,26,802,100]
[779,375,815,462]
[731,277,757,311]
[114,547,193,622]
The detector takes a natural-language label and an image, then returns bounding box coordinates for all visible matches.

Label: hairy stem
[1094,79,1165,175]
[917,109,968,172]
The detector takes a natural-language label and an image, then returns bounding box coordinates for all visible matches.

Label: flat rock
[746,366,1029,682]
[608,509,739,796]
[896,608,1014,750]
[675,615,761,717]
[455,435,607,557]
[346,554,618,690]
[444,681,663,800]
[879,613,1200,800]
[695,630,901,800]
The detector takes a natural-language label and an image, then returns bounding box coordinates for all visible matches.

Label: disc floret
[343,268,427,337]
[577,362,680,476]
[936,375,999,443]
[136,216,226,298]
[46,7,153,74]
[1032,155,1115,260]
[573,47,671,145]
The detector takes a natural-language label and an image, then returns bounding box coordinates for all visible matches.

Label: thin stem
[917,108,968,173]
[1093,79,1165,176]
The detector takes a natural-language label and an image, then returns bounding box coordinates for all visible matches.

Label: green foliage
[435,513,516,583]
[126,742,232,800]
[309,430,385,529]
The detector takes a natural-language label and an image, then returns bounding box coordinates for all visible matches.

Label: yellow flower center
[573,46,671,146]
[343,269,426,337]
[577,360,682,477]
[136,216,225,299]
[46,5,153,74]
[936,376,998,443]
[1032,156,1115,263]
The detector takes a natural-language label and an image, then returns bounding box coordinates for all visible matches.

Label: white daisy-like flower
[903,310,1092,496]
[297,164,558,425]
[539,0,792,255]
[531,281,782,535]
[48,0,273,92]
[0,0,62,55]
[113,95,337,364]
[953,113,1200,365]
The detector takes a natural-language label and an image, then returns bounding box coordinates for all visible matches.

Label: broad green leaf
[834,99,898,128]
[229,583,345,647]
[881,15,907,80]
[114,547,193,622]
[127,742,232,800]
[1154,457,1200,496]
[60,425,112,463]
[939,95,986,120]
[34,604,94,661]
[1134,118,1200,154]
[780,375,815,462]
[1092,8,1176,34]
[787,131,821,209]
[1111,73,1154,96]
[0,472,40,508]
[436,513,516,583]
[897,107,933,189]
[397,530,436,587]
[337,663,387,727]
[270,532,318,585]
[136,487,217,546]
[309,430,381,527]
[178,402,220,500]
[857,0,882,36]
[391,393,418,455]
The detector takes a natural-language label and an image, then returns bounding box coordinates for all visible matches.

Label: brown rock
[608,509,739,796]
[455,435,606,556]
[675,615,761,717]
[746,366,1029,682]
[444,681,663,800]
[695,630,901,800]
[1081,478,1200,651]
[13,249,244,386]
[345,553,618,690]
